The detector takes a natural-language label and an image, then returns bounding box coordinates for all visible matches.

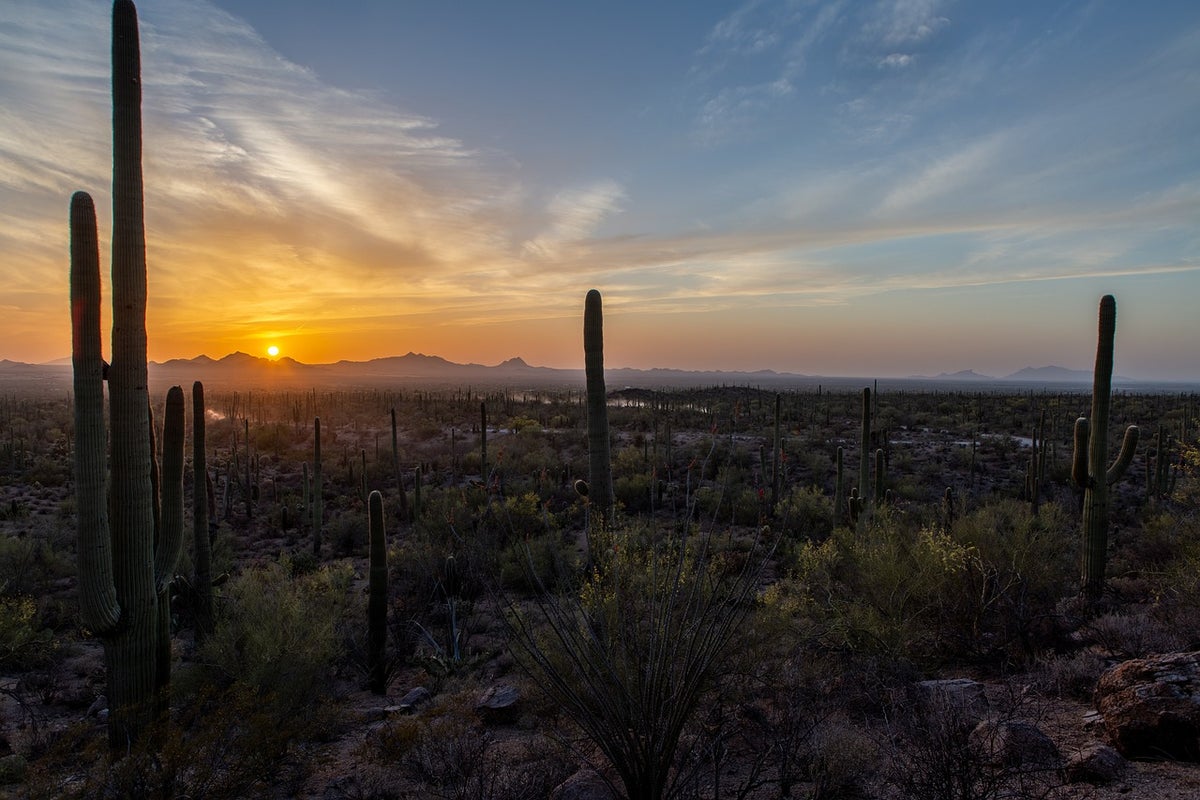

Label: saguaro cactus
[367,490,388,694]
[584,289,614,525]
[69,0,182,749]
[193,381,212,644]
[858,387,872,514]
[1073,295,1139,599]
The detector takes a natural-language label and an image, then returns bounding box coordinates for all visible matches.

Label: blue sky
[1,0,1197,378]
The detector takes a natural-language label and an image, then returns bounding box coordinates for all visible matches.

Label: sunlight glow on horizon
[0,1,1197,380]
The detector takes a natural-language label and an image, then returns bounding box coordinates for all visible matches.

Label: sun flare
[267,345,280,358]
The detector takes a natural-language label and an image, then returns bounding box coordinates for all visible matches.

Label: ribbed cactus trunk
[584,290,614,526]
[107,0,159,749]
[1073,295,1139,599]
[154,386,185,714]
[69,1,168,750]
[193,381,212,645]
[367,490,388,694]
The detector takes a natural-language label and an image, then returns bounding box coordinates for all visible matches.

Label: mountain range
[0,353,1169,390]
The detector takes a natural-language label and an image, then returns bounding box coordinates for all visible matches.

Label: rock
[1094,651,1200,760]
[395,686,432,714]
[550,769,617,800]
[970,720,1061,768]
[85,694,107,718]
[1065,743,1127,785]
[476,683,520,724]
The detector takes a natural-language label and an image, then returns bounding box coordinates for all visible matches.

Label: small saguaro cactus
[367,490,388,694]
[584,289,614,526]
[858,387,872,514]
[1073,295,1139,599]
[480,401,488,482]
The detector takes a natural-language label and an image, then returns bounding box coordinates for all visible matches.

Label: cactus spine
[584,289,614,526]
[367,490,388,694]
[1073,295,1139,599]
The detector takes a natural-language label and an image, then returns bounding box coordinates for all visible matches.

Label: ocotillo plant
[1073,295,1139,599]
[367,490,388,694]
[584,289,614,526]
[69,0,180,748]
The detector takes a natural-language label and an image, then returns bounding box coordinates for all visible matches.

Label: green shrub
[0,595,56,671]
[199,561,353,713]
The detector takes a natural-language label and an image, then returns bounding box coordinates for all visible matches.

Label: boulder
[1094,651,1200,760]
[1064,743,1127,785]
[476,682,520,724]
[550,769,617,800]
[970,719,1061,768]
[395,686,432,714]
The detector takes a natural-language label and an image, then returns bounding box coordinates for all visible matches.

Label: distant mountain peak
[910,369,996,381]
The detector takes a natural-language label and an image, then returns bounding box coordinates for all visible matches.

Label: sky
[1,0,1198,380]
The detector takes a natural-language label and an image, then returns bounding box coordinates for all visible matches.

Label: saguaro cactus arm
[71,192,121,637]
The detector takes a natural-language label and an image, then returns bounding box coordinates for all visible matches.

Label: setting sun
[267,345,280,358]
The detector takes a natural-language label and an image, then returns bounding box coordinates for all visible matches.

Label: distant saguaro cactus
[584,289,614,526]
[858,387,872,516]
[69,0,184,749]
[1072,295,1139,599]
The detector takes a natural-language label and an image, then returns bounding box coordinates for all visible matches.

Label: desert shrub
[881,685,1067,800]
[1030,651,1110,700]
[0,532,72,597]
[0,595,56,671]
[948,499,1076,660]
[199,560,352,714]
[24,683,318,800]
[774,484,833,542]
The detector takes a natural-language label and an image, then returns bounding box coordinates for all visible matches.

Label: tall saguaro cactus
[1073,295,1139,599]
[69,0,183,749]
[584,289,614,525]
